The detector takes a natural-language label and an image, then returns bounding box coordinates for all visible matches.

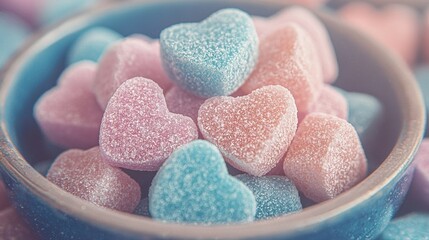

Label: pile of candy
[31,7,384,224]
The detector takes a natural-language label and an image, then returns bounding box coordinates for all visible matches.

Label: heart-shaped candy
[99,77,198,171]
[149,140,256,224]
[93,37,172,110]
[198,85,298,176]
[34,61,103,149]
[240,23,323,113]
[160,8,258,98]
[47,147,141,213]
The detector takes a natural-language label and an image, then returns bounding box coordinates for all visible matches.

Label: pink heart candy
[93,37,172,110]
[47,147,141,213]
[283,113,367,202]
[240,23,323,113]
[253,7,338,83]
[34,61,103,149]
[198,85,298,176]
[99,77,198,171]
[339,2,419,66]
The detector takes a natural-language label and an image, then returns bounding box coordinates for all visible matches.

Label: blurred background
[1,0,429,239]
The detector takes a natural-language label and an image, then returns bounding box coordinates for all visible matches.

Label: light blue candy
[40,0,99,26]
[379,213,429,240]
[414,66,429,137]
[0,12,30,67]
[134,198,150,217]
[160,8,258,98]
[236,174,302,220]
[67,27,122,65]
[149,140,256,224]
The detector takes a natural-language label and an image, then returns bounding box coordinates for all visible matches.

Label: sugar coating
[339,2,419,66]
[0,0,43,26]
[299,85,348,122]
[379,213,429,240]
[149,140,256,224]
[47,147,141,213]
[283,113,367,202]
[235,174,302,220]
[94,37,172,109]
[99,77,198,171]
[165,86,206,124]
[67,27,123,65]
[0,182,10,211]
[34,61,103,149]
[0,12,30,67]
[253,7,338,83]
[241,23,323,113]
[410,139,429,205]
[0,207,38,239]
[198,85,298,176]
[160,8,259,98]
[134,197,150,217]
[39,0,99,25]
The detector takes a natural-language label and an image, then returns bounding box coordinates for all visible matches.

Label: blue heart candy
[160,8,259,98]
[149,140,256,224]
[236,174,302,220]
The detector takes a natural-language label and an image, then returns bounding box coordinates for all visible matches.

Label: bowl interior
[0,0,424,239]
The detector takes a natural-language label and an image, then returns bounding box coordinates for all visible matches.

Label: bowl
[0,0,425,239]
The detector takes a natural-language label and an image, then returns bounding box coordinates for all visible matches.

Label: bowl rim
[0,0,425,238]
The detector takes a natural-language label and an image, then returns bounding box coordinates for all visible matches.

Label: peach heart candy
[283,113,367,202]
[165,86,206,124]
[298,84,348,122]
[93,37,172,109]
[34,61,103,149]
[47,147,141,212]
[240,23,323,113]
[338,2,419,66]
[100,77,198,171]
[253,7,338,83]
[198,85,298,176]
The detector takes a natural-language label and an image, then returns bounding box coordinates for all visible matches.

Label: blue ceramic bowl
[0,0,425,239]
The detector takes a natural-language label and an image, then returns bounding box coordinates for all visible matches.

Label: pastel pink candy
[339,2,419,66]
[0,0,44,26]
[94,37,172,109]
[424,10,429,63]
[0,207,38,239]
[198,85,298,176]
[253,7,338,83]
[47,147,141,212]
[240,23,323,113]
[0,181,10,211]
[99,77,198,171]
[298,85,348,122]
[411,139,429,205]
[283,113,367,202]
[165,86,206,124]
[34,61,103,149]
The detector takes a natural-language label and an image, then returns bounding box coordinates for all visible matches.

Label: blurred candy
[99,77,198,171]
[94,38,172,109]
[410,139,429,206]
[40,0,99,25]
[424,10,429,63]
[47,147,141,213]
[338,2,419,66]
[0,181,10,211]
[0,207,38,239]
[253,7,338,83]
[236,174,302,220]
[34,61,103,149]
[198,85,297,176]
[149,140,256,224]
[0,12,31,67]
[415,66,429,137]
[0,0,43,26]
[287,0,327,8]
[299,84,348,122]
[67,27,123,65]
[379,213,429,240]
[241,24,322,113]
[160,8,258,98]
[283,113,367,202]
[165,86,206,124]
